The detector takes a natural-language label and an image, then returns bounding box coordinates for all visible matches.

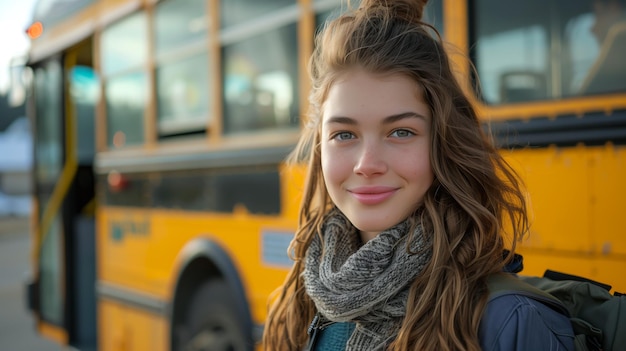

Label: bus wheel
[178,280,249,351]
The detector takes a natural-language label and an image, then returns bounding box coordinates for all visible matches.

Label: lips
[348,186,398,205]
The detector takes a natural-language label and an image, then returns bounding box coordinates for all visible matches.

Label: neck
[359,230,379,243]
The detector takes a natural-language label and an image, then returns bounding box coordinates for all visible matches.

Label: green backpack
[488,270,626,351]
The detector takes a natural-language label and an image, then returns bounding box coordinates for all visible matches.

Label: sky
[0,0,38,94]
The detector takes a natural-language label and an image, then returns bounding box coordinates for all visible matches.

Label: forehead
[322,69,430,120]
[330,68,421,93]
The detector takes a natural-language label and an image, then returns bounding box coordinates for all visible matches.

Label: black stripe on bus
[96,281,168,316]
[96,145,293,174]
[488,109,626,149]
[100,165,281,214]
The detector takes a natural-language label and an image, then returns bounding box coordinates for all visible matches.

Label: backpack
[487,270,626,351]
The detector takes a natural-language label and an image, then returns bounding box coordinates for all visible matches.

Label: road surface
[0,216,63,351]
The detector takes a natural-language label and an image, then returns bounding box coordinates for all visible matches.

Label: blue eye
[334,131,355,141]
[390,129,414,138]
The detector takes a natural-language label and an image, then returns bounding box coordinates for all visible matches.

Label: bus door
[27,39,98,351]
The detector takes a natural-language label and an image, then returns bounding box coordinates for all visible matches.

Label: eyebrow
[324,112,428,125]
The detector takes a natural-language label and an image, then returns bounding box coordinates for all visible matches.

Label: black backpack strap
[544,270,612,292]
[487,273,570,317]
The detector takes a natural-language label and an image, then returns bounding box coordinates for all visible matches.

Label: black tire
[176,280,251,351]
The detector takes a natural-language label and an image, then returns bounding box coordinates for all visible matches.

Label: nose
[353,141,387,177]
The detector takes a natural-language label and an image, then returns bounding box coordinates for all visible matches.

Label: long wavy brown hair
[262,0,529,350]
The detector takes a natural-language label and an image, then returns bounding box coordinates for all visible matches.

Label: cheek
[401,147,433,186]
[320,145,334,176]
[401,162,432,185]
[321,143,348,188]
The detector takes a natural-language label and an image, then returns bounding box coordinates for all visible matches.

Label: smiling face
[321,68,434,242]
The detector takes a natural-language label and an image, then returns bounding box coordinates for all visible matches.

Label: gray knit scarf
[303,210,432,350]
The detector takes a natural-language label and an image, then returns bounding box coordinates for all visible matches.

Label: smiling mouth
[349,187,397,205]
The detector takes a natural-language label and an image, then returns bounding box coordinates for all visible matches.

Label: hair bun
[358,0,429,23]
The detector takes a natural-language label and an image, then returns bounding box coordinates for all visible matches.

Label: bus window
[314,0,442,36]
[424,0,443,36]
[100,13,147,76]
[105,72,147,147]
[101,12,148,147]
[39,215,64,325]
[472,0,626,104]
[473,0,549,104]
[221,2,299,134]
[314,0,345,28]
[565,12,600,94]
[69,66,99,164]
[33,60,64,326]
[220,0,295,28]
[34,64,62,184]
[574,0,626,95]
[155,0,210,137]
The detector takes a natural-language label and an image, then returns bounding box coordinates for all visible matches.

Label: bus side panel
[510,145,626,292]
[98,299,168,351]
[97,209,162,296]
[591,146,626,257]
[97,204,295,347]
[512,146,591,252]
[149,210,295,327]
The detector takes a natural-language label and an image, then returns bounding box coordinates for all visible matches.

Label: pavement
[0,215,30,236]
[0,214,63,351]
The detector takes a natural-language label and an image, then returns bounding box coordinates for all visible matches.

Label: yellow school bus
[22,0,625,350]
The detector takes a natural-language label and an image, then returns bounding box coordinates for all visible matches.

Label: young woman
[263,0,576,350]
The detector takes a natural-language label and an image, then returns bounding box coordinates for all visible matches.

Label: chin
[351,217,397,234]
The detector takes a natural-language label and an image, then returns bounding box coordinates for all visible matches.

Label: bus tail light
[107,170,129,193]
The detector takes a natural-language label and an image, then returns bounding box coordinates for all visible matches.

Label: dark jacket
[308,293,575,351]
[479,293,576,351]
